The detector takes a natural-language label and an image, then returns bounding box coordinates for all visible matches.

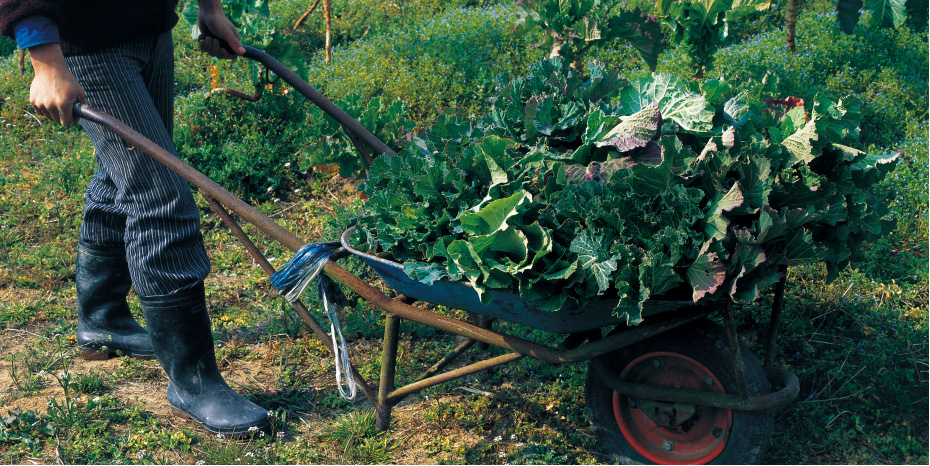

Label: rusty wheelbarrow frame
[71,42,799,453]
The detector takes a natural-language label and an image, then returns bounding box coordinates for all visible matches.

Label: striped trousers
[66,32,210,297]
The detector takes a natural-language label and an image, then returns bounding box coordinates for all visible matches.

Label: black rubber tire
[585,318,774,465]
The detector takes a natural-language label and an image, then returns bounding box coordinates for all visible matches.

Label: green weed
[326,410,397,464]
[70,370,110,396]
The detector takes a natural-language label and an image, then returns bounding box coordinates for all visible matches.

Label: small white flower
[92,396,100,402]
[248,426,259,432]
[38,370,47,377]
[267,187,273,192]
[267,411,274,417]
[277,432,284,438]
[246,452,255,457]
[494,435,502,442]
[136,450,147,459]
[510,434,516,440]
[284,162,291,168]
[294,189,301,193]
[217,433,226,440]
[196,461,205,465]
[499,452,507,458]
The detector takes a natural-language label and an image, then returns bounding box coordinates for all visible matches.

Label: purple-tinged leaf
[686,246,726,302]
[596,103,662,153]
[620,74,715,133]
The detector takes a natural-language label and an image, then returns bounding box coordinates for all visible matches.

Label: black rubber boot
[76,240,155,360]
[139,283,270,436]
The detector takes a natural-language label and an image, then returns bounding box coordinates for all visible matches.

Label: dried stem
[294,0,323,29]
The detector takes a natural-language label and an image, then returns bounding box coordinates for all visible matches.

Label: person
[0,1,270,436]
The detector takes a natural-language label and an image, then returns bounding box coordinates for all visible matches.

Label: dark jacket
[0,0,180,54]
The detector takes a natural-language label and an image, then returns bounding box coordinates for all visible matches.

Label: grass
[0,0,927,464]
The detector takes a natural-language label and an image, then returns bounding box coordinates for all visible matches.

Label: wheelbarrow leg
[764,265,789,369]
[723,303,749,400]
[377,313,401,431]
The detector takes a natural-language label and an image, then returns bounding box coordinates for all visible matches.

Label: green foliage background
[0,0,926,464]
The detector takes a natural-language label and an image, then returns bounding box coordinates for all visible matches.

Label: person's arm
[196,1,245,59]
[14,15,85,127]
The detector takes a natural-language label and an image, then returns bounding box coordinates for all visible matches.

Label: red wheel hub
[612,351,732,464]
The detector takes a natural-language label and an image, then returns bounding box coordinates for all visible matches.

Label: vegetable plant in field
[514,0,665,71]
[654,0,772,78]
[350,57,899,325]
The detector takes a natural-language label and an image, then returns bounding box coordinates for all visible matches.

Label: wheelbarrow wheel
[585,318,773,465]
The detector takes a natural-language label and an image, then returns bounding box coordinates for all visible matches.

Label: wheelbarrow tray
[341,231,691,333]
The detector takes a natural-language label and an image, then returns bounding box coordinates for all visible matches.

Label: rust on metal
[388,352,523,404]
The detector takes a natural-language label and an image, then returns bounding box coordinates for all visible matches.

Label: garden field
[0,0,927,464]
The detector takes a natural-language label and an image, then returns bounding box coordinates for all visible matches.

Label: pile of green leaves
[350,58,898,324]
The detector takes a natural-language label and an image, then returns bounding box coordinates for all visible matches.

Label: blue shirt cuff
[14,15,60,50]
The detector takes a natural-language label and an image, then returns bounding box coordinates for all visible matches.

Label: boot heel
[171,407,191,420]
[81,348,113,361]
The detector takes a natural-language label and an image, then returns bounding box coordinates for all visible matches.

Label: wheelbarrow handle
[72,102,307,254]
[198,33,397,159]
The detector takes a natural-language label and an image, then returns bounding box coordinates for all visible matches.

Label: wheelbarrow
[71,41,800,464]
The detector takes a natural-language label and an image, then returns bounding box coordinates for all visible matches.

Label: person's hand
[28,43,86,127]
[197,1,245,59]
